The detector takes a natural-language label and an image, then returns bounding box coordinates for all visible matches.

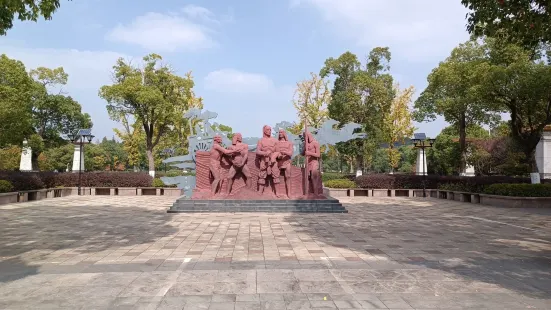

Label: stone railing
[0,187,183,206]
[324,187,551,208]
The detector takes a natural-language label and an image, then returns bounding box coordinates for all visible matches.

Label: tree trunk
[146,148,155,177]
[355,155,363,174]
[525,146,539,173]
[459,114,467,174]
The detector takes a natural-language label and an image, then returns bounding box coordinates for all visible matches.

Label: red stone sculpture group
[192,125,325,200]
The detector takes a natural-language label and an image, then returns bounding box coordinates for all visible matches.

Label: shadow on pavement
[283,197,551,300]
[0,197,178,284]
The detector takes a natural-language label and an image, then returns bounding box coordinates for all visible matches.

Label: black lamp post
[411,133,435,198]
[67,129,94,195]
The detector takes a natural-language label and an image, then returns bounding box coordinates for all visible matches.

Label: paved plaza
[0,196,550,309]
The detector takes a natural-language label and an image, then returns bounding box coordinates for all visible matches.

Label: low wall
[326,187,551,208]
[0,187,183,206]
[324,188,437,198]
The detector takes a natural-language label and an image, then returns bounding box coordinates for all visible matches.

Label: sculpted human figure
[304,131,321,196]
[209,135,237,195]
[256,125,277,193]
[226,133,251,195]
[272,129,294,198]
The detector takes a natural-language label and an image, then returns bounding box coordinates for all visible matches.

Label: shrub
[438,182,485,193]
[0,180,14,193]
[152,178,165,187]
[355,174,533,191]
[483,184,551,197]
[324,179,356,188]
[0,171,153,191]
[322,173,345,182]
[156,170,196,178]
[322,172,356,182]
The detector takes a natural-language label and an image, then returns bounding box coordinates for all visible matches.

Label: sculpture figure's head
[263,125,271,137]
[278,129,288,141]
[232,133,242,145]
[213,135,222,144]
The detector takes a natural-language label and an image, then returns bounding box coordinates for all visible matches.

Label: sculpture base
[167,197,347,213]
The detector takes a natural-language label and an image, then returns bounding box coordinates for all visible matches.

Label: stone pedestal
[19,139,32,171]
[536,126,551,179]
[415,148,427,175]
[72,144,85,172]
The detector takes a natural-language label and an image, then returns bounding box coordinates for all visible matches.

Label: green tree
[39,143,73,171]
[99,54,195,176]
[98,137,127,171]
[480,37,551,172]
[30,66,92,146]
[397,145,416,174]
[321,48,395,172]
[462,0,551,51]
[0,0,70,35]
[414,40,500,174]
[0,145,21,170]
[0,54,34,146]
[371,148,390,173]
[490,120,512,137]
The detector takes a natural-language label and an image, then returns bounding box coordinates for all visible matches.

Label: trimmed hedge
[483,184,551,197]
[0,180,13,193]
[152,178,176,188]
[0,171,153,191]
[324,179,356,189]
[355,174,535,190]
[321,172,356,182]
[156,170,196,178]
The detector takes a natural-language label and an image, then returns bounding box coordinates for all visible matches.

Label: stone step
[167,198,348,213]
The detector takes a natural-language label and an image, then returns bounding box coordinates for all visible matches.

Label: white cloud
[201,69,297,137]
[292,0,470,62]
[181,4,219,24]
[105,5,223,52]
[204,69,276,94]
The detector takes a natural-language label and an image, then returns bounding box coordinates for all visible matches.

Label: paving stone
[0,196,550,310]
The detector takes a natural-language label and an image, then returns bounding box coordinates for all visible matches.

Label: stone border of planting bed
[323,187,437,198]
[324,187,551,208]
[436,190,551,208]
[0,187,183,206]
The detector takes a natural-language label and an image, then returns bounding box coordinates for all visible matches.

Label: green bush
[0,180,14,193]
[321,172,355,182]
[483,184,551,197]
[324,179,356,189]
[438,182,484,193]
[156,170,196,177]
[152,178,165,187]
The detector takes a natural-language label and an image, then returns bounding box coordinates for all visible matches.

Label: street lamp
[411,133,435,198]
[67,129,94,195]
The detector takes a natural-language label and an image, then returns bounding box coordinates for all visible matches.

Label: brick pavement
[0,196,550,309]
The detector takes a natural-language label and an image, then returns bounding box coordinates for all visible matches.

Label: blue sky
[1,0,471,140]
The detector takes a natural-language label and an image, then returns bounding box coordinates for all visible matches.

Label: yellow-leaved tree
[383,84,416,173]
[292,72,330,129]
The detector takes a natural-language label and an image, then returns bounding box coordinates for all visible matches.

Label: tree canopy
[414,40,501,173]
[99,53,197,176]
[462,0,551,51]
[0,0,69,35]
[320,48,395,171]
